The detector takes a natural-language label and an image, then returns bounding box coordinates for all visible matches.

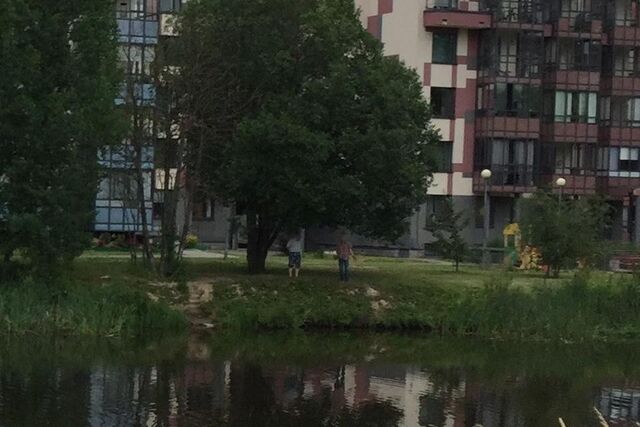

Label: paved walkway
[81,249,239,259]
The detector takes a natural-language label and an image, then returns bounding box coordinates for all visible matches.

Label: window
[432,31,457,64]
[609,147,640,177]
[160,0,185,12]
[426,196,449,220]
[474,196,496,229]
[553,39,601,71]
[554,144,596,175]
[495,83,541,117]
[553,91,597,123]
[432,142,453,173]
[620,148,640,172]
[615,47,640,76]
[431,0,457,8]
[600,96,640,127]
[475,138,535,186]
[193,198,215,221]
[626,98,640,126]
[430,88,455,118]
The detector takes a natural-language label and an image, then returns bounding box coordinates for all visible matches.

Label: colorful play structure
[502,223,545,271]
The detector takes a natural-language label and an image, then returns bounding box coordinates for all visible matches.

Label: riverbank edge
[207,273,640,342]
[0,281,186,338]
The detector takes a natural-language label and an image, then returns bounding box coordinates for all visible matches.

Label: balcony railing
[481,0,544,24]
[426,0,459,9]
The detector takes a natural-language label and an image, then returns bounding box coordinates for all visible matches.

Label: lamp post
[556,177,566,202]
[481,169,492,267]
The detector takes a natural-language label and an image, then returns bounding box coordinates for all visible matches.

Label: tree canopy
[0,0,120,280]
[519,192,610,277]
[177,0,438,272]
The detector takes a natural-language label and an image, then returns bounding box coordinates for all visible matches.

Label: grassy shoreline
[0,279,186,337]
[210,270,640,341]
[3,254,640,341]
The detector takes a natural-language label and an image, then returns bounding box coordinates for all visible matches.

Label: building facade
[97,0,230,246]
[353,0,640,249]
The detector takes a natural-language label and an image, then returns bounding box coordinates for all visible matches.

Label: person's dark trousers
[339,259,349,281]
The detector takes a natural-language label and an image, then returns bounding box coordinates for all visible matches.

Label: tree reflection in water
[2,335,640,426]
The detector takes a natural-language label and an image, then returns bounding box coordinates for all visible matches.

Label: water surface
[1,333,639,426]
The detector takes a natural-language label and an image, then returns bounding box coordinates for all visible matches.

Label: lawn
[74,251,639,341]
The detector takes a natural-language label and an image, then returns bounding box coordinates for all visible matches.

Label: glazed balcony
[605,0,640,43]
[472,167,537,194]
[549,0,604,36]
[424,0,492,29]
[481,0,546,31]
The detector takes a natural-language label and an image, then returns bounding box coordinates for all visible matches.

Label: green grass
[13,252,637,341]
[159,252,638,341]
[0,268,186,337]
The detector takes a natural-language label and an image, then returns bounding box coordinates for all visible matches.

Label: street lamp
[481,169,492,267]
[556,177,566,202]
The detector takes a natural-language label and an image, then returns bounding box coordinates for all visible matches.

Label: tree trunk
[134,141,154,268]
[246,210,279,274]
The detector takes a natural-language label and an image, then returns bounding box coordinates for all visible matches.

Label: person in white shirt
[286,233,303,278]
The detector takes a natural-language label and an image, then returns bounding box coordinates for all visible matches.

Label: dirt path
[182,281,215,329]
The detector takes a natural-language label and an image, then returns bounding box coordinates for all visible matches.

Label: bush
[184,234,199,249]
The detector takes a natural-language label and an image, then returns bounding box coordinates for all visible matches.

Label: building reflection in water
[2,354,640,426]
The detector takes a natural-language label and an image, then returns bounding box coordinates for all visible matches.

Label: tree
[176,0,438,273]
[519,191,609,277]
[425,198,469,272]
[0,0,120,280]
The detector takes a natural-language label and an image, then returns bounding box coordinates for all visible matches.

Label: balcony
[472,166,536,194]
[424,0,491,29]
[475,117,540,139]
[605,0,640,42]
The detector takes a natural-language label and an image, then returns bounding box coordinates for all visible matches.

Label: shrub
[184,234,199,249]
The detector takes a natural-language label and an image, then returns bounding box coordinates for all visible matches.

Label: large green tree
[0,0,120,280]
[177,0,438,273]
[519,192,610,277]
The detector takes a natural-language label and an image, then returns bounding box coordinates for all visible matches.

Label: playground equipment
[502,223,544,270]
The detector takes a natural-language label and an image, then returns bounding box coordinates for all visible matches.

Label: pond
[1,333,639,426]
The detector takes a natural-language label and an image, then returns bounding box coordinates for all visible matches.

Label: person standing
[286,233,303,278]
[336,237,354,282]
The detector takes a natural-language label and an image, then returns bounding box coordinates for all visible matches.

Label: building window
[612,46,640,77]
[430,88,455,118]
[552,39,601,71]
[600,96,640,127]
[432,31,457,64]
[431,0,458,9]
[432,142,453,173]
[495,83,541,117]
[554,144,597,175]
[475,139,535,186]
[425,196,451,227]
[553,91,597,123]
[619,148,639,172]
[193,198,215,221]
[609,147,640,177]
[474,197,496,229]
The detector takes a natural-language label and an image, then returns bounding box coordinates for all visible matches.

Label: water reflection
[1,335,640,426]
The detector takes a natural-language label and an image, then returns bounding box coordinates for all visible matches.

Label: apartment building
[353,0,640,248]
[96,0,230,245]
